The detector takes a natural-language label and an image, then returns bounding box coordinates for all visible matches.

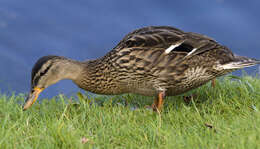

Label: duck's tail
[220,55,260,70]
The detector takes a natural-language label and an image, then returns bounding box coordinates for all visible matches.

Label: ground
[0,75,260,149]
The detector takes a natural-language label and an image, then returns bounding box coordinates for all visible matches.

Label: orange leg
[211,79,216,88]
[152,92,165,112]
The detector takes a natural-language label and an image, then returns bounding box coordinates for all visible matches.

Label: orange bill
[23,87,44,111]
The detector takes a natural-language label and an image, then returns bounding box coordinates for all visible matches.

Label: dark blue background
[0,0,260,98]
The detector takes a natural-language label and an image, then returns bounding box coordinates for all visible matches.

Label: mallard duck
[23,26,260,111]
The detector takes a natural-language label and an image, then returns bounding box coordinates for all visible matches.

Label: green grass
[1,75,260,149]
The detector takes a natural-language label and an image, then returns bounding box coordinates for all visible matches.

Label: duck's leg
[211,79,216,88]
[152,91,165,112]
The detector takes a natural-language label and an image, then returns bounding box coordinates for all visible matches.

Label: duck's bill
[23,87,44,111]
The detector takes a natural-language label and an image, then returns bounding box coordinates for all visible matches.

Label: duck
[23,26,260,112]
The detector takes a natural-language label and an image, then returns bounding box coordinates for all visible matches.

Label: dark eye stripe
[33,63,52,86]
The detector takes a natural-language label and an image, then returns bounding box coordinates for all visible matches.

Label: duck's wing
[114,26,221,59]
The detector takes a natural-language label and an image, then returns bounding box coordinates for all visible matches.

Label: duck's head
[23,55,82,110]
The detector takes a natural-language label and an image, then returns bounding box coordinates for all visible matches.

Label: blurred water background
[0,0,260,98]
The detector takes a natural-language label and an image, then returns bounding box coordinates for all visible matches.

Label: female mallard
[23,26,260,111]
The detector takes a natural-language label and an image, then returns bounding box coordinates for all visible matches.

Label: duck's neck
[57,58,85,81]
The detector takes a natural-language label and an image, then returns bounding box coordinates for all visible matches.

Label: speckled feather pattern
[75,26,238,96]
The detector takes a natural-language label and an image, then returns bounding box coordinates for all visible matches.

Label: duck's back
[99,26,236,96]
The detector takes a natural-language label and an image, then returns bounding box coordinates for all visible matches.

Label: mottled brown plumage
[23,26,260,111]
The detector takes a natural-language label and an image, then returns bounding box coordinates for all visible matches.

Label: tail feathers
[220,55,260,70]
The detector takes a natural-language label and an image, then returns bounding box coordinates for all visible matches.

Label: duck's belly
[166,79,212,96]
[124,78,212,96]
[123,77,213,97]
[121,67,216,96]
[123,82,159,96]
